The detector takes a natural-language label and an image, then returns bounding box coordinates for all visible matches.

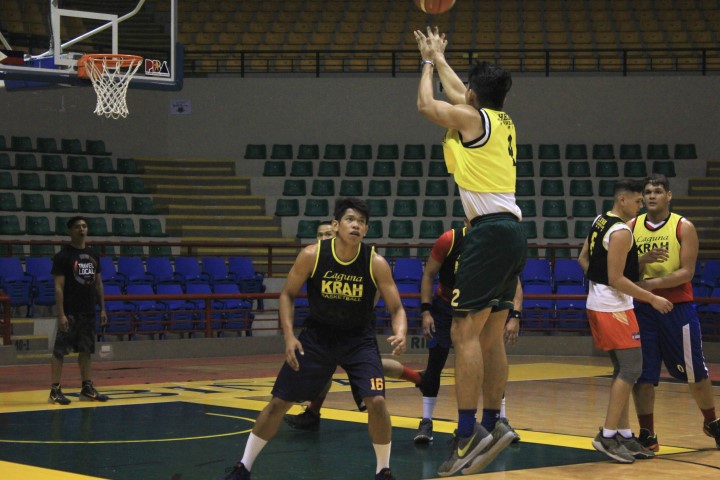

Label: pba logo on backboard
[145,58,170,77]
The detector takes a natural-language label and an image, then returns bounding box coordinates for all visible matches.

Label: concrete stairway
[672,160,720,257]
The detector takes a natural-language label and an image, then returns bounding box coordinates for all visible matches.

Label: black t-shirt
[51,245,102,314]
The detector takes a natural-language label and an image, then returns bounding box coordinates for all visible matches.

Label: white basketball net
[84,56,142,119]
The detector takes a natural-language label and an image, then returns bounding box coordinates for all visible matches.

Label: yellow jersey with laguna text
[631,212,693,303]
[442,108,516,193]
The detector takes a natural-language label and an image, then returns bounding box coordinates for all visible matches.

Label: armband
[420,59,435,67]
[421,302,432,313]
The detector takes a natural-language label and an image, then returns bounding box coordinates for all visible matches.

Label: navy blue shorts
[272,327,385,403]
[428,296,453,350]
[635,301,710,384]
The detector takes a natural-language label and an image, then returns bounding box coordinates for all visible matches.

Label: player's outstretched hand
[650,295,673,314]
[388,334,406,357]
[285,336,304,371]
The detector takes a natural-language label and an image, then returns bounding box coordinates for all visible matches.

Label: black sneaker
[223,462,251,480]
[498,417,521,443]
[283,408,320,431]
[637,428,659,452]
[414,418,434,444]
[437,423,493,477]
[49,386,71,405]
[80,381,108,402]
[375,467,394,480]
[703,419,720,448]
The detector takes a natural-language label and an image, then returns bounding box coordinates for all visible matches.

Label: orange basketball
[414,0,456,15]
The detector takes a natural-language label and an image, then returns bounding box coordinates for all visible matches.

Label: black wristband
[509,309,522,319]
[421,302,432,313]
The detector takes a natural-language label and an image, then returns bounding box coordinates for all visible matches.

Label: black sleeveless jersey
[586,213,639,285]
[437,227,465,298]
[306,238,378,332]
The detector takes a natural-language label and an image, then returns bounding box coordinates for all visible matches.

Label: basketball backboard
[0,0,181,91]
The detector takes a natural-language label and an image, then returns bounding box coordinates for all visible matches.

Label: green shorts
[453,213,527,316]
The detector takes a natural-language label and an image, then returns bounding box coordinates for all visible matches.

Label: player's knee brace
[615,348,643,384]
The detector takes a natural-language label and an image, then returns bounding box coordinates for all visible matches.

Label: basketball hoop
[78,54,143,119]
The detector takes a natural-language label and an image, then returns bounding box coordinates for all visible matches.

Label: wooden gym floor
[0,353,718,479]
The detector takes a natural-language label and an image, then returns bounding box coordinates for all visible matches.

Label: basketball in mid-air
[414,0,456,15]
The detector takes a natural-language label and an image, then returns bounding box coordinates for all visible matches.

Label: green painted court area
[0,402,602,479]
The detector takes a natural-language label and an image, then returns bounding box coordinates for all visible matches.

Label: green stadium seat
[26,216,53,235]
[567,161,591,177]
[123,177,149,194]
[311,179,335,196]
[419,220,445,239]
[516,199,536,217]
[602,199,614,212]
[389,220,413,239]
[652,161,676,177]
[516,179,535,196]
[17,172,41,190]
[29,244,56,256]
[275,198,299,216]
[92,156,114,173]
[368,180,391,196]
[282,179,306,196]
[112,218,138,236]
[61,138,83,154]
[516,143,533,160]
[98,175,121,193]
[450,220,465,230]
[595,161,619,177]
[393,199,417,217]
[365,220,383,239]
[244,144,266,159]
[428,160,449,177]
[41,154,64,171]
[117,158,141,174]
[564,144,587,159]
[78,195,103,213]
[262,160,286,176]
[345,160,369,177]
[571,199,597,218]
[0,215,23,234]
[120,244,145,256]
[323,144,346,159]
[290,160,313,177]
[21,193,49,212]
[403,144,426,159]
[619,144,643,160]
[45,173,70,191]
[85,140,109,155]
[15,153,39,170]
[574,220,593,239]
[521,220,537,239]
[454,183,460,197]
[569,179,594,197]
[317,160,340,177]
[647,144,670,160]
[592,144,615,159]
[67,156,90,172]
[105,195,131,214]
[384,246,411,258]
[49,194,75,213]
[339,179,363,196]
[599,180,616,197]
[297,220,320,239]
[425,179,449,196]
[539,161,562,177]
[11,135,33,151]
[139,219,166,237]
[0,172,13,190]
[397,179,420,197]
[0,193,19,211]
[377,144,399,160]
[366,199,388,217]
[623,161,647,177]
[297,144,319,159]
[538,144,560,159]
[350,144,372,159]
[372,160,396,176]
[542,199,567,217]
[0,153,10,169]
[86,217,109,236]
[37,137,59,153]
[131,197,156,215]
[270,144,293,159]
[148,244,173,256]
[400,160,423,177]
[452,199,465,217]
[543,220,569,239]
[516,161,534,177]
[423,199,447,217]
[540,179,564,196]
[304,198,329,216]
[430,144,444,160]
[674,143,697,159]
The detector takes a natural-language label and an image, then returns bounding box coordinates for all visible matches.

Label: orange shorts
[587,309,641,351]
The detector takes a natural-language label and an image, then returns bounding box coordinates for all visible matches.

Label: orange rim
[78,54,143,79]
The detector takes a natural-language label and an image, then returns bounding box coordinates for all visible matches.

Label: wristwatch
[420,59,435,67]
[509,309,522,319]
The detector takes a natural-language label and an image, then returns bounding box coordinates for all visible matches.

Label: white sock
[422,397,437,420]
[618,429,633,439]
[373,442,391,474]
[602,428,618,438]
[500,395,507,418]
[241,432,268,471]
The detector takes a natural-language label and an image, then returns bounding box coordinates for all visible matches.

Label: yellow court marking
[0,460,108,480]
